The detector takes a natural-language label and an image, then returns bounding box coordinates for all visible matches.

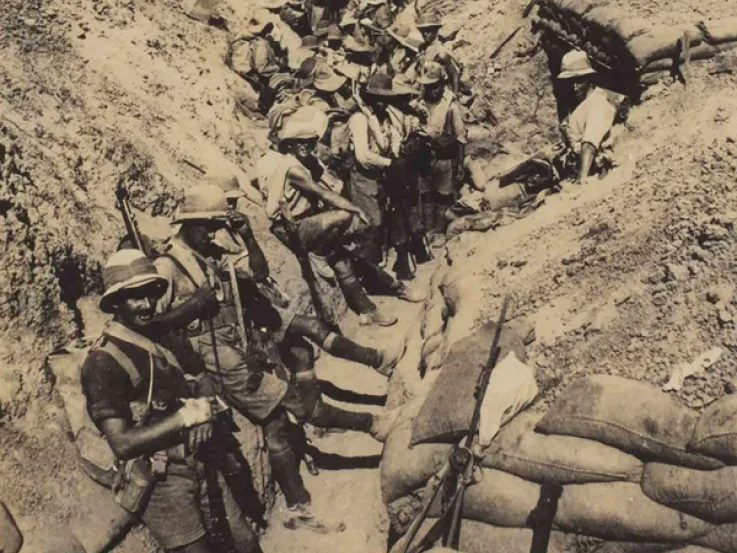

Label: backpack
[45,336,157,513]
[226,35,256,78]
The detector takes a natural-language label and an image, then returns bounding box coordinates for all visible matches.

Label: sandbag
[695,523,737,553]
[628,28,701,67]
[701,18,737,45]
[17,522,86,553]
[536,375,724,470]
[0,501,22,553]
[557,482,713,542]
[642,42,737,73]
[690,395,737,464]
[483,411,643,485]
[411,321,529,446]
[381,404,452,504]
[405,519,569,553]
[642,464,737,524]
[592,543,672,553]
[427,468,541,528]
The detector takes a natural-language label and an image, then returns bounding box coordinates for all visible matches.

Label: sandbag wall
[383,374,737,553]
[532,0,737,89]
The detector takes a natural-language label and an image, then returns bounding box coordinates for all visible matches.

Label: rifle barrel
[464,294,511,449]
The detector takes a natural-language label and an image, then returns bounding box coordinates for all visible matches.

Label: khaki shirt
[562,87,623,153]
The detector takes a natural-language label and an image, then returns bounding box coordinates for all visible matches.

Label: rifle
[115,180,153,258]
[444,294,511,548]
[393,295,512,553]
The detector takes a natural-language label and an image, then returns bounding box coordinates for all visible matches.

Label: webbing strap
[98,341,142,389]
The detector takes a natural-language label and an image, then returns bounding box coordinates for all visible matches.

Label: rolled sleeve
[81,350,134,427]
[449,102,467,145]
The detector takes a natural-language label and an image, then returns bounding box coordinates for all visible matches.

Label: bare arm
[577,142,597,182]
[287,166,368,222]
[100,415,187,460]
[349,114,391,169]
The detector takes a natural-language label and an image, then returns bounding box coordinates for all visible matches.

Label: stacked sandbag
[689,394,737,464]
[641,464,737,524]
[484,411,643,485]
[533,0,737,86]
[410,320,528,445]
[536,375,724,469]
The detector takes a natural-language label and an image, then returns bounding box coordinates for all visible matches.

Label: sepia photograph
[2,0,737,552]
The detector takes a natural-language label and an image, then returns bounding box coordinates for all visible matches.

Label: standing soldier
[347,72,417,274]
[80,250,239,553]
[155,185,402,534]
[417,61,467,243]
[416,10,463,95]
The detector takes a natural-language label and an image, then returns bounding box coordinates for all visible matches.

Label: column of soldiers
[76,1,628,552]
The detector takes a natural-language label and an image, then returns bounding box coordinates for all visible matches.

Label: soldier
[348,73,425,278]
[80,250,236,553]
[226,12,293,114]
[155,185,401,534]
[258,105,423,324]
[417,61,467,243]
[416,10,464,96]
[557,50,625,184]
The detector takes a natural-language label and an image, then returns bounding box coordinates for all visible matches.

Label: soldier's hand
[195,374,219,398]
[193,285,219,316]
[354,208,370,226]
[188,422,214,452]
[228,210,252,233]
[177,397,214,428]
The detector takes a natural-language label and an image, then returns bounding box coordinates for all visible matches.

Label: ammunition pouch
[76,427,157,515]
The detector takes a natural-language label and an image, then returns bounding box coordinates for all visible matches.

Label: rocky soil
[2,0,737,551]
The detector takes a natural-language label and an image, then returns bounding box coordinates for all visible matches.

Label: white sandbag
[537,375,724,470]
[381,401,452,504]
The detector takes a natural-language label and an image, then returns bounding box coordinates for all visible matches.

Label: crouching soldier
[154,184,400,533]
[258,105,423,327]
[557,50,626,184]
[80,250,244,553]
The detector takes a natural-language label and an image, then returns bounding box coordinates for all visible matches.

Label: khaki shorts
[192,332,288,421]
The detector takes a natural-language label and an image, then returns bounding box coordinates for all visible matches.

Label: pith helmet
[210,173,245,200]
[416,10,443,29]
[279,105,329,143]
[99,249,167,313]
[558,50,596,79]
[173,184,230,223]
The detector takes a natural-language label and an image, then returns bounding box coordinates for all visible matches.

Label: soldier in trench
[556,49,626,184]
[80,249,263,553]
[154,183,402,534]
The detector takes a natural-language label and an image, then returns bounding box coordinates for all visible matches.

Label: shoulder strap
[96,340,142,389]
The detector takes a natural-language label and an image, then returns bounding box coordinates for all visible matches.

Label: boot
[269,448,311,508]
[410,233,432,264]
[359,308,398,327]
[392,243,414,281]
[375,337,407,377]
[282,502,346,534]
[396,282,426,303]
[310,401,374,432]
[370,408,402,442]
